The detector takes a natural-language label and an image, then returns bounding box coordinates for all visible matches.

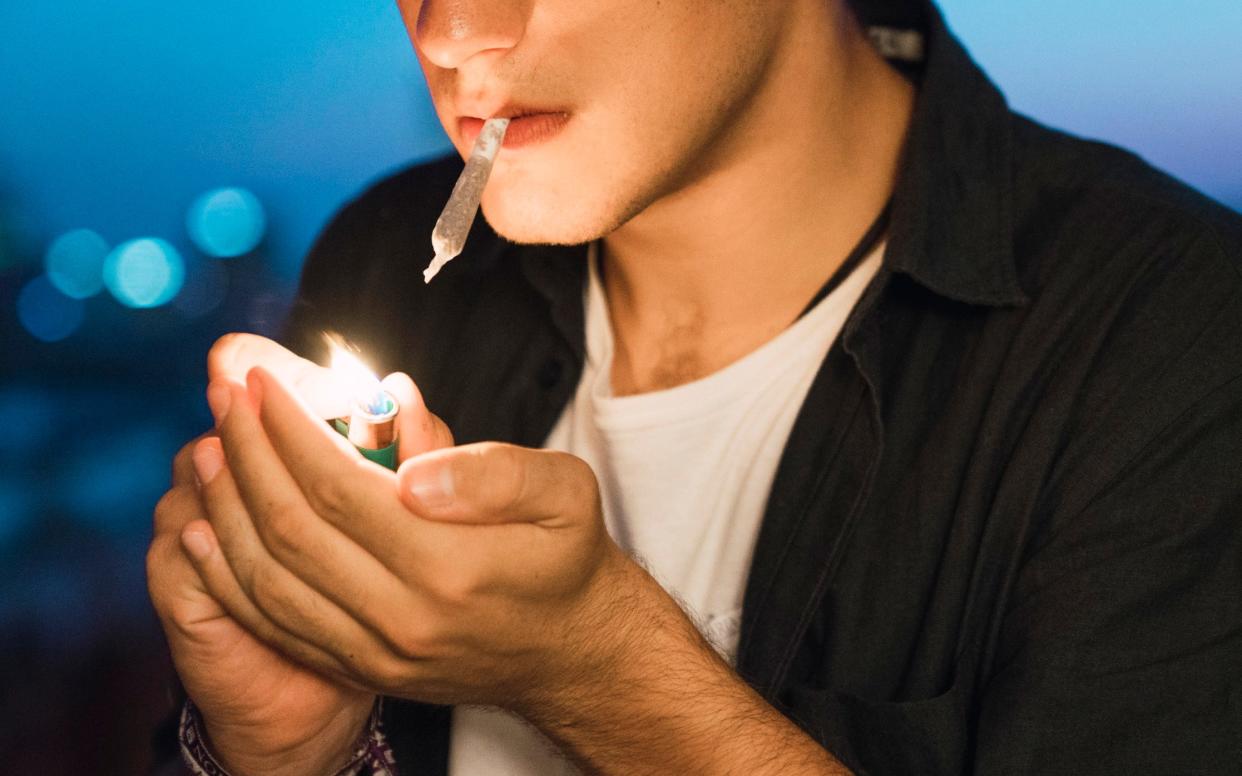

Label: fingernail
[206,382,231,426]
[192,441,224,485]
[181,528,213,560]
[406,460,455,510]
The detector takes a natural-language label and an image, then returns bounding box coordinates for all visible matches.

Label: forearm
[523,562,851,776]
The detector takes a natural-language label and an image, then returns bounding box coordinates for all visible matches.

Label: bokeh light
[187,187,267,258]
[16,275,86,342]
[102,237,185,308]
[44,228,109,299]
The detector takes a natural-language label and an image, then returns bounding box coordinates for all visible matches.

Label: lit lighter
[325,335,400,471]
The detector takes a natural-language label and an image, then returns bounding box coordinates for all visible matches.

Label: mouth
[458,108,571,151]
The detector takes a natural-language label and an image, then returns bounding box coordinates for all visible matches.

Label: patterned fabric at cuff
[179,698,398,776]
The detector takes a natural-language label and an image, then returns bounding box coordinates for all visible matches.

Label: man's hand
[174,340,848,775]
[147,436,373,775]
[181,364,641,711]
[146,334,451,775]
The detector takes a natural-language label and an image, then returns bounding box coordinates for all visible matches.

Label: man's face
[398,0,791,245]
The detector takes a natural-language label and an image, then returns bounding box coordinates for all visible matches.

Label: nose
[414,0,526,70]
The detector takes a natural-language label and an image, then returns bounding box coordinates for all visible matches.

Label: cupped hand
[181,364,654,717]
[148,436,373,776]
[147,333,453,774]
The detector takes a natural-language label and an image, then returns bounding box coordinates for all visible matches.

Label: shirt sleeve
[973,378,1242,774]
[179,698,398,776]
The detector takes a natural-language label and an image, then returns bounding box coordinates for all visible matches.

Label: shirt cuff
[179,698,397,776]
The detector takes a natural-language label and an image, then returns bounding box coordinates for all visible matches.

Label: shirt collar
[880,0,1029,306]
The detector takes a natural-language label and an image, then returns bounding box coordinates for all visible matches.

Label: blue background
[1,1,1239,770]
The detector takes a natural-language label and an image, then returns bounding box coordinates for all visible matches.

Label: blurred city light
[187,187,267,258]
[44,228,109,299]
[16,275,86,342]
[102,237,185,308]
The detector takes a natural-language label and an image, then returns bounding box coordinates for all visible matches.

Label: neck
[600,2,913,395]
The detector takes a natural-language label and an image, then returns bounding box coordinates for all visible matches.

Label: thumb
[379,372,455,462]
[396,442,598,526]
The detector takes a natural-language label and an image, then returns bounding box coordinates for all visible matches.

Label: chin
[479,186,622,247]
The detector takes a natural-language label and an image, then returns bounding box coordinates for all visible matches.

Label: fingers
[239,369,423,553]
[189,439,400,686]
[149,488,215,621]
[148,485,230,645]
[397,442,599,527]
[154,481,206,538]
[380,372,454,462]
[208,333,451,447]
[198,402,419,643]
[208,333,352,419]
[178,518,367,689]
[172,431,217,488]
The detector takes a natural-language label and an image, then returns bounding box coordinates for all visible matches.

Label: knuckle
[154,486,184,515]
[279,636,320,668]
[306,476,350,518]
[152,492,175,531]
[153,487,198,535]
[363,653,410,691]
[165,597,202,634]
[435,566,479,608]
[382,622,429,662]
[257,504,303,558]
[247,564,285,614]
[172,442,195,481]
[144,542,171,607]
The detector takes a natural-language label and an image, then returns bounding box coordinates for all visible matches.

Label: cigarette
[423,117,510,283]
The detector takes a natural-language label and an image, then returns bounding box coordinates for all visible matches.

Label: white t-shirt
[448,244,884,775]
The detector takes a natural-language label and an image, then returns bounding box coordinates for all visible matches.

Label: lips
[458,109,570,150]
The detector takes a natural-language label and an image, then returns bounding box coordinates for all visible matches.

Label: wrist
[188,698,376,776]
[513,550,837,775]
[514,563,839,775]
[520,548,711,732]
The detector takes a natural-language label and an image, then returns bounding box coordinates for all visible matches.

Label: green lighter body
[359,440,398,470]
[333,391,399,471]
[334,418,398,470]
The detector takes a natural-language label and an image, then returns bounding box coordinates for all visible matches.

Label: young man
[147,0,1242,773]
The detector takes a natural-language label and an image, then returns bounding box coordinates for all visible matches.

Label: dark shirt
[280,1,1242,773]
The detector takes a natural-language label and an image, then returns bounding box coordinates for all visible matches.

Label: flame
[324,333,387,414]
